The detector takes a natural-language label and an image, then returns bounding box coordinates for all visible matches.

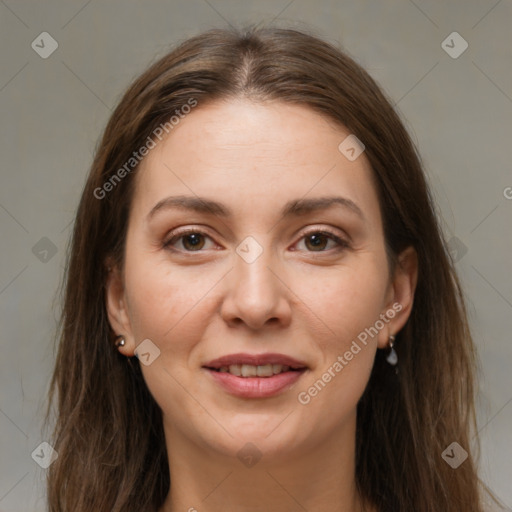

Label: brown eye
[164,230,215,252]
[181,233,206,251]
[304,233,330,251]
[297,230,349,253]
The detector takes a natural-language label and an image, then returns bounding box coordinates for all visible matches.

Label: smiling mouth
[203,363,307,398]
[206,363,303,377]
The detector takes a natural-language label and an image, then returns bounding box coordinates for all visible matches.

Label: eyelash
[162,227,350,254]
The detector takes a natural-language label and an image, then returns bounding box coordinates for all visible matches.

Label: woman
[45,26,495,511]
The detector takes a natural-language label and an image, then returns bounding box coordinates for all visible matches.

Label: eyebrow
[146,194,366,222]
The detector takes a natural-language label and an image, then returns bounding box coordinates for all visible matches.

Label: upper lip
[203,353,308,370]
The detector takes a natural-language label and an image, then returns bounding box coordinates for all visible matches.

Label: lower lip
[204,368,306,398]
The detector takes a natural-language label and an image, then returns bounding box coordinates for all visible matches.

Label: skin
[106,99,418,512]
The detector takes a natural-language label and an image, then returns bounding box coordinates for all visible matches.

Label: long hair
[46,26,491,511]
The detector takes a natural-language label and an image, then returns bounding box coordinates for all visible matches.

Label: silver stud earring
[115,335,126,348]
[386,334,398,366]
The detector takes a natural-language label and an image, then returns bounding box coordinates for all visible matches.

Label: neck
[158,413,373,512]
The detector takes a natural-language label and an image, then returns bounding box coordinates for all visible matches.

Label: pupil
[184,234,204,250]
[307,234,326,251]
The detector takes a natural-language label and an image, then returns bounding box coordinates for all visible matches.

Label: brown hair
[46,26,494,511]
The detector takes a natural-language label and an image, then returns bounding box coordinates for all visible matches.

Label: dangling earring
[386,334,397,366]
[115,335,126,348]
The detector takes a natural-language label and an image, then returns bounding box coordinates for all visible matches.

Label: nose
[220,242,292,331]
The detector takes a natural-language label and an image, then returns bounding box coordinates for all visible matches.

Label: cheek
[124,245,212,338]
[290,257,386,407]
[291,257,388,343]
[122,252,213,404]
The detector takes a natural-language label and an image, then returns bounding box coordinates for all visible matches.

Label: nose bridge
[234,234,278,301]
[221,234,290,328]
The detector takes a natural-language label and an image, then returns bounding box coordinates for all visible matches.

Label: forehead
[132,99,381,229]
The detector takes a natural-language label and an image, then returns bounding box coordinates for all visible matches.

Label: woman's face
[107,99,416,464]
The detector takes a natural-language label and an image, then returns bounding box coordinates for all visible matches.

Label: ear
[377,245,419,349]
[105,261,136,357]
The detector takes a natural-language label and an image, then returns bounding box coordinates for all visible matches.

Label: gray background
[0,1,511,510]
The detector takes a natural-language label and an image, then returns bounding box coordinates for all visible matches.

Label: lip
[202,352,308,399]
[203,352,308,369]
[204,367,307,398]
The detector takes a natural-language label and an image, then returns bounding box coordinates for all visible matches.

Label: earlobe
[378,245,419,348]
[105,263,135,356]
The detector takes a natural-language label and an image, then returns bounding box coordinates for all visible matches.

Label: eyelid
[293,226,350,251]
[163,225,351,253]
[163,226,218,251]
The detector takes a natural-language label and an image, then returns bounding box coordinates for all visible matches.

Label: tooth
[241,364,257,377]
[229,364,241,376]
[257,364,274,377]
[222,363,294,377]
[272,364,283,374]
